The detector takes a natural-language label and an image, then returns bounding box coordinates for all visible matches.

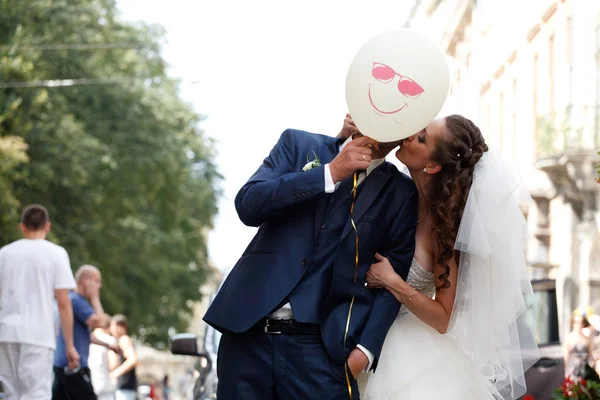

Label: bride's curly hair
[427,115,488,289]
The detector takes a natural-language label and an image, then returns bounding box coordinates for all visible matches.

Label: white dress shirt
[269,136,383,372]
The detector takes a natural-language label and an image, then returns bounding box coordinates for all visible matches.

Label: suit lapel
[340,163,392,239]
[313,136,344,239]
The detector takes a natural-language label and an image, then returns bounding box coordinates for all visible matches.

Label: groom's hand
[337,113,361,139]
[330,136,379,184]
[347,348,369,379]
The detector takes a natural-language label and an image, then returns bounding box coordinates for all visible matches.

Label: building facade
[406,0,600,339]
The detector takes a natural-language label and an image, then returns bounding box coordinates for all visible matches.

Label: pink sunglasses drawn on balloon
[371,62,425,99]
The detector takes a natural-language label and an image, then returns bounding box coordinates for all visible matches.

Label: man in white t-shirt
[0,204,80,400]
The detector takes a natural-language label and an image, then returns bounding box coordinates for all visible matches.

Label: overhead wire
[0,77,160,89]
[0,43,144,51]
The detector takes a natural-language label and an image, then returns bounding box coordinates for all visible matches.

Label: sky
[117,0,415,271]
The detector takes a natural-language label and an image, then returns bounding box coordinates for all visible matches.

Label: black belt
[250,318,320,335]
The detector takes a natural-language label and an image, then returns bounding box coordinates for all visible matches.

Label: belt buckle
[264,318,283,335]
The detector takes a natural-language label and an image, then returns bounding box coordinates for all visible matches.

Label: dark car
[170,333,214,400]
[170,269,230,400]
[519,279,565,399]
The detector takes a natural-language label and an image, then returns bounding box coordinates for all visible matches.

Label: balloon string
[343,171,359,400]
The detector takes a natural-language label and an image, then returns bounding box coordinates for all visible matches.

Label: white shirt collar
[338,137,385,177]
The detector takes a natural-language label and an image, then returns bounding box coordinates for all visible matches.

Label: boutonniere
[302,151,321,171]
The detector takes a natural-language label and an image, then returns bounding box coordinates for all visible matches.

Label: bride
[358,115,540,399]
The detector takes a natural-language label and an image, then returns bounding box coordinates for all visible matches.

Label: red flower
[563,376,573,388]
[523,395,535,400]
[580,379,587,386]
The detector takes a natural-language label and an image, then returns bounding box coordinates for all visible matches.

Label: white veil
[448,151,540,399]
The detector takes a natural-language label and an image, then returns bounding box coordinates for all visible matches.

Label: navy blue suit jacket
[204,129,417,369]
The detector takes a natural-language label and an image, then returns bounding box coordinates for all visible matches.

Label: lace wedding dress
[357,258,493,400]
[358,153,541,399]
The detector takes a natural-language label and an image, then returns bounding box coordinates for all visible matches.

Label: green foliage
[0,0,221,346]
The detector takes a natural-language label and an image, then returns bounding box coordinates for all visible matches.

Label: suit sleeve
[235,129,327,227]
[357,187,418,370]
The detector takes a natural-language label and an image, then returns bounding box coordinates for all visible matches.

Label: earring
[423,168,427,173]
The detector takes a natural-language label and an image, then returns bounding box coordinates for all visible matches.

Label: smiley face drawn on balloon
[345,29,449,143]
[368,62,425,122]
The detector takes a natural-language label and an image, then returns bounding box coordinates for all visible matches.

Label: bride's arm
[366,253,458,334]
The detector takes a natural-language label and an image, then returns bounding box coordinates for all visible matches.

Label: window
[527,280,560,346]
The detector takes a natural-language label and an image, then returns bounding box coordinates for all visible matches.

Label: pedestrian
[162,375,170,400]
[89,318,119,400]
[52,265,112,400]
[564,309,598,381]
[0,204,79,400]
[109,315,138,400]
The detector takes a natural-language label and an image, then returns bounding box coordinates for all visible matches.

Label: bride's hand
[366,253,400,289]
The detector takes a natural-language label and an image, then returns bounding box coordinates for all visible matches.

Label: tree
[0,0,220,346]
[0,135,28,242]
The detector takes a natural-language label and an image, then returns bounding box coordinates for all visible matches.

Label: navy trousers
[217,329,359,400]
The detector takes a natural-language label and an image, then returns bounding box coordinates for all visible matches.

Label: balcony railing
[536,105,600,159]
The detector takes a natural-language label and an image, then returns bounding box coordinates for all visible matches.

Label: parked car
[519,279,564,399]
[170,333,214,400]
[170,268,231,400]
[200,295,220,398]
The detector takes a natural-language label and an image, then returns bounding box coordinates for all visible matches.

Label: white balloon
[346,29,450,142]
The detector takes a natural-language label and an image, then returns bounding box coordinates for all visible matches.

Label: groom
[204,115,417,399]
